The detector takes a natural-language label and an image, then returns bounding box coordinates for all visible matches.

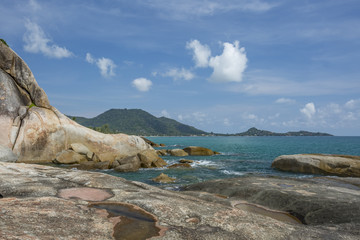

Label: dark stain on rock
[89,202,163,240]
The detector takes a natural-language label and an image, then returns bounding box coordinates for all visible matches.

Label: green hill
[69,109,207,136]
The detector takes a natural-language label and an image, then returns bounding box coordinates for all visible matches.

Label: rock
[168,163,192,168]
[168,148,189,157]
[156,149,167,156]
[70,143,93,159]
[74,161,111,170]
[141,137,160,147]
[1,162,359,239]
[183,176,360,227]
[0,145,17,162]
[54,150,88,164]
[114,155,141,172]
[160,143,166,147]
[152,173,176,183]
[0,43,155,165]
[272,154,360,177]
[179,159,194,164]
[138,150,167,168]
[183,146,214,156]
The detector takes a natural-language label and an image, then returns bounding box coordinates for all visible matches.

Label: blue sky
[1,0,360,135]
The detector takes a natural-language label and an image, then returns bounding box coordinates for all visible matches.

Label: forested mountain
[69,109,206,136]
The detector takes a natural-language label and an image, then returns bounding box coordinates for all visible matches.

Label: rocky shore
[2,162,360,240]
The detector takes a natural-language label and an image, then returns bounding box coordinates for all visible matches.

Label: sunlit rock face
[0,41,158,169]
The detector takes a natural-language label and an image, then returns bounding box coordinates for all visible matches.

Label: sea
[102,136,360,190]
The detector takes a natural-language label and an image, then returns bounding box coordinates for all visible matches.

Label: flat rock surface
[183,176,360,234]
[1,162,359,239]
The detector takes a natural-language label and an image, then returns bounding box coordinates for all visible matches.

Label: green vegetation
[69,109,206,136]
[0,39,9,47]
[28,103,36,109]
[223,127,333,137]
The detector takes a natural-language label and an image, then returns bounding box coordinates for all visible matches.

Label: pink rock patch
[58,187,113,201]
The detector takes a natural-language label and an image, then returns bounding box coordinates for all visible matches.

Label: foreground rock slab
[272,154,360,177]
[2,162,357,239]
[183,176,360,234]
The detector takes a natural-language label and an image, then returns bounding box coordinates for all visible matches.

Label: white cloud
[223,118,231,126]
[178,114,184,121]
[132,78,153,92]
[208,41,247,82]
[186,40,248,83]
[192,112,207,122]
[163,67,194,81]
[300,102,316,119]
[85,53,95,64]
[275,98,295,104]
[160,110,171,118]
[23,20,73,59]
[345,99,360,109]
[85,53,116,78]
[96,57,116,78]
[186,40,211,68]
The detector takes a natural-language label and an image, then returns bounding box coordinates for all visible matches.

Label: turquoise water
[103,136,360,189]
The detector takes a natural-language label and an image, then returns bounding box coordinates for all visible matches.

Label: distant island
[216,127,333,137]
[69,109,333,136]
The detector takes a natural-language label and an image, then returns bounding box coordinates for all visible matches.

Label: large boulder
[272,154,360,177]
[0,41,157,166]
[168,148,188,157]
[0,145,17,162]
[183,146,215,156]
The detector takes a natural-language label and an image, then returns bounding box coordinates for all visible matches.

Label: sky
[1,0,360,136]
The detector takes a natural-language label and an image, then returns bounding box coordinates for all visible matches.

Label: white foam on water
[191,160,219,167]
[221,170,244,176]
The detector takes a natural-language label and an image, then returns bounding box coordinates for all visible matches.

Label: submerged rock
[152,173,176,183]
[272,154,360,177]
[168,163,192,169]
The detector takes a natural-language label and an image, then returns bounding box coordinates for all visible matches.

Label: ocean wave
[191,160,219,167]
[221,170,244,176]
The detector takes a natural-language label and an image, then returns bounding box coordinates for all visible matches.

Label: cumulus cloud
[186,40,211,67]
[96,58,116,78]
[300,102,316,119]
[163,67,194,81]
[187,40,248,83]
[23,20,73,59]
[208,41,247,82]
[275,98,295,104]
[132,78,153,92]
[85,53,116,78]
[29,0,41,11]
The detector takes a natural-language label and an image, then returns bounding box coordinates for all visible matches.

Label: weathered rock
[74,161,111,170]
[179,159,194,163]
[0,41,50,108]
[54,150,88,164]
[1,162,359,239]
[114,155,141,172]
[0,43,155,165]
[0,145,17,162]
[138,150,167,168]
[141,137,160,147]
[152,173,176,183]
[183,176,360,227]
[156,149,168,156]
[272,154,360,177]
[168,148,189,157]
[183,146,215,156]
[70,143,93,159]
[168,163,192,168]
